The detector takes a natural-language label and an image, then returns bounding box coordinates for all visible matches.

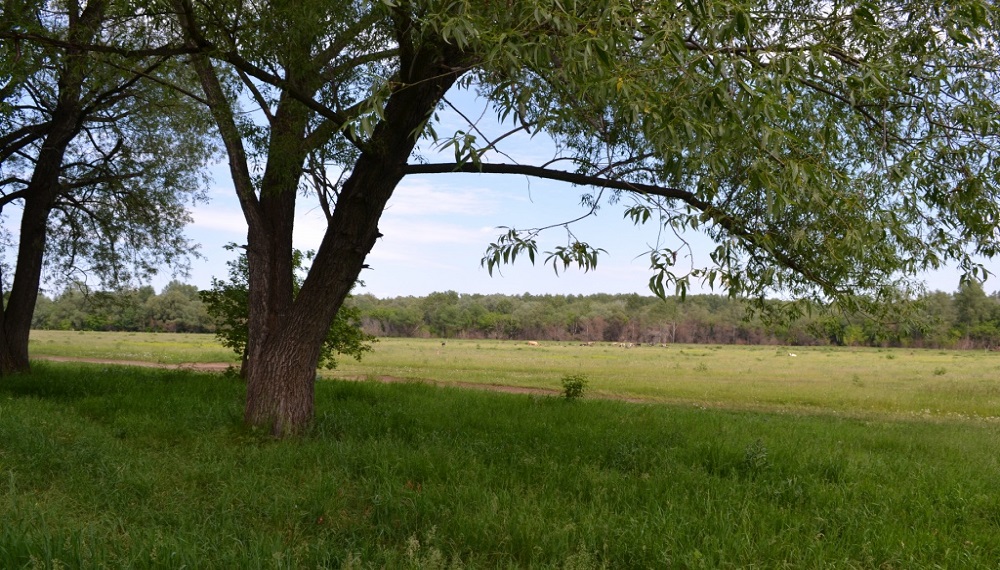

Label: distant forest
[27,279,1000,350]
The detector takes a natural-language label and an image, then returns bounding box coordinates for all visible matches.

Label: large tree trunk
[243,328,321,435]
[0,99,87,376]
[240,42,464,436]
[0,0,105,376]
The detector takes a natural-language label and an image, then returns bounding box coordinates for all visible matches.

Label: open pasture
[333,339,1000,420]
[29,331,1000,419]
[2,361,1000,567]
[29,330,235,364]
[10,333,1000,566]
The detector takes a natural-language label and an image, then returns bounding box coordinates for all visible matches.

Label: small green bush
[561,374,588,400]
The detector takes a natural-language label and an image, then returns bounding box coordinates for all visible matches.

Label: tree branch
[0,31,199,58]
[0,188,30,210]
[0,122,50,163]
[403,162,840,293]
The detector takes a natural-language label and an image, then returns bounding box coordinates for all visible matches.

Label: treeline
[350,283,1000,349]
[27,281,1000,349]
[32,281,214,333]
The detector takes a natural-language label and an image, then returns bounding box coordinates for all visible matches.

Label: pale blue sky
[180,163,979,299]
[183,166,709,297]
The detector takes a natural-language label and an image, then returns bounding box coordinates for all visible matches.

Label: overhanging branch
[404,162,706,205]
[403,162,839,293]
[0,31,199,58]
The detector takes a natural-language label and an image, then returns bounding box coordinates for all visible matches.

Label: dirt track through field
[33,355,609,400]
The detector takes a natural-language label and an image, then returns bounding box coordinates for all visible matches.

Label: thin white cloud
[190,205,247,234]
[387,178,500,217]
[380,218,492,245]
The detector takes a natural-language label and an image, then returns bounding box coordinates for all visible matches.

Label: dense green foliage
[32,280,213,333]
[27,280,1000,348]
[1,362,998,567]
[0,0,212,282]
[355,282,1000,348]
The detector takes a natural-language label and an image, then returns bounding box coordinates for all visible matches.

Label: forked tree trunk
[180,1,467,434]
[239,72,462,435]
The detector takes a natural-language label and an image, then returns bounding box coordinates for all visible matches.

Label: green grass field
[30,331,1000,419]
[12,331,1000,567]
[29,330,236,364]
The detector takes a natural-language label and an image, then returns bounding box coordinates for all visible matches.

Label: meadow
[6,331,1000,567]
[29,330,1000,419]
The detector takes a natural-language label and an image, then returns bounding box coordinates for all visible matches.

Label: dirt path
[33,355,617,400]
[36,355,234,372]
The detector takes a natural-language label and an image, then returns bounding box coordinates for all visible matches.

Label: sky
[178,161,983,300]
[183,165,705,298]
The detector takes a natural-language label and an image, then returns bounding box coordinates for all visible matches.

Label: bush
[561,374,588,400]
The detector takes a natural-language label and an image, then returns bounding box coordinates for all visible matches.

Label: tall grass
[1,362,999,567]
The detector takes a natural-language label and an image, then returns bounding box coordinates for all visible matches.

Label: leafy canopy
[0,0,214,288]
[398,0,998,312]
[177,0,999,312]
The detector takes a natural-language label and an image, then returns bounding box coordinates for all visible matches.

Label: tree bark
[243,328,320,435]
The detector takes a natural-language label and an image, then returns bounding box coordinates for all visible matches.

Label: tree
[954,280,995,340]
[0,0,213,373]
[200,245,374,376]
[162,0,1000,435]
[145,280,212,332]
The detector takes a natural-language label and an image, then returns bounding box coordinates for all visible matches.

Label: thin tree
[0,0,213,374]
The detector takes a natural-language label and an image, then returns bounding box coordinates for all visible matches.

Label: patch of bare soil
[34,356,649,403]
[35,355,233,372]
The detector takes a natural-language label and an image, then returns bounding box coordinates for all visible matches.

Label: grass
[333,339,1000,420]
[29,332,1000,419]
[2,361,1000,567]
[29,330,236,364]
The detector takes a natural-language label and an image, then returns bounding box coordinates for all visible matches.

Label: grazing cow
[526,341,539,346]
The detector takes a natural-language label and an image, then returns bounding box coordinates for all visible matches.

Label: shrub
[561,374,588,400]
